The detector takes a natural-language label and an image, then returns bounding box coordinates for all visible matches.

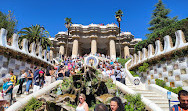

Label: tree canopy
[18,24,52,50]
[0,10,17,38]
[147,0,177,33]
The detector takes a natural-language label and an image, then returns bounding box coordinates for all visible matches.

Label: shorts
[4,93,11,101]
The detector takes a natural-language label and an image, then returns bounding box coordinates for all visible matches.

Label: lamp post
[115,10,123,58]
[65,24,70,57]
[64,17,72,57]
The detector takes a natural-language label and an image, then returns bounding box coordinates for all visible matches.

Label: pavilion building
[50,23,142,60]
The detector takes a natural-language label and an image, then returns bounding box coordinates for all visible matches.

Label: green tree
[18,24,51,50]
[147,0,177,34]
[0,10,17,39]
[64,17,72,57]
[115,9,123,58]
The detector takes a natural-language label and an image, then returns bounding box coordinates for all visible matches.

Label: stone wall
[127,30,188,89]
[0,28,55,85]
[138,56,188,88]
[0,55,36,85]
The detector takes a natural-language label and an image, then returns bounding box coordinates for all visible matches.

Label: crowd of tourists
[2,53,187,110]
[1,54,126,109]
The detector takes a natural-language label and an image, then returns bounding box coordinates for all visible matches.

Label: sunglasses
[79,98,83,100]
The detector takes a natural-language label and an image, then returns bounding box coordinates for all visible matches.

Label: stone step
[160,107,170,111]
[135,91,156,94]
[140,93,161,96]
[156,103,176,108]
[144,96,165,99]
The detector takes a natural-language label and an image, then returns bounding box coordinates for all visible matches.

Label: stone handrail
[124,59,145,89]
[6,80,63,111]
[147,84,178,100]
[0,28,53,66]
[114,81,163,111]
[129,30,188,70]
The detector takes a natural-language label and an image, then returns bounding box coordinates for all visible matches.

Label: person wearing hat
[3,76,13,107]
[39,70,45,88]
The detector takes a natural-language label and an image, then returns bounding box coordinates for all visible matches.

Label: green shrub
[155,79,166,88]
[138,63,149,73]
[130,71,140,77]
[118,58,131,67]
[20,97,42,111]
[124,94,145,111]
[155,79,183,94]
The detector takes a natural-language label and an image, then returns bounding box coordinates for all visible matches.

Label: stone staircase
[14,89,33,102]
[125,78,178,111]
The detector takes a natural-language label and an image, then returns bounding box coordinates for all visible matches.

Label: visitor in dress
[17,70,27,94]
[76,93,89,111]
[170,90,188,111]
[110,66,116,81]
[25,69,33,94]
[110,97,124,111]
[94,103,108,111]
[44,66,52,87]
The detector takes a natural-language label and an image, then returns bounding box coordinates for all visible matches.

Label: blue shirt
[5,81,13,94]
[3,82,7,91]
[110,61,114,65]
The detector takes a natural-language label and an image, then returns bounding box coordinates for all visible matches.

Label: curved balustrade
[129,30,188,70]
[0,28,53,65]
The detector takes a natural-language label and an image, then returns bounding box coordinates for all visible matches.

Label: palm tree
[115,9,123,58]
[64,17,72,57]
[18,24,41,44]
[18,24,51,50]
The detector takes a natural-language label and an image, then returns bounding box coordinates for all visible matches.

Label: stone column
[109,38,116,60]
[59,42,65,59]
[91,37,97,55]
[124,46,130,58]
[72,37,79,58]
[50,47,54,63]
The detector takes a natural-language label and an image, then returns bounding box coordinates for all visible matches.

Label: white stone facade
[51,23,141,59]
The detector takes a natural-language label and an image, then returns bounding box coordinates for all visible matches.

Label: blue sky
[1,0,188,40]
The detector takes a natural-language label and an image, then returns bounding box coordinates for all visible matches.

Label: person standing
[57,67,64,80]
[17,70,27,94]
[25,69,33,94]
[44,66,52,87]
[120,69,126,85]
[39,71,45,88]
[33,67,40,93]
[115,67,121,82]
[170,90,188,111]
[76,93,89,111]
[9,71,16,87]
[110,67,116,81]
